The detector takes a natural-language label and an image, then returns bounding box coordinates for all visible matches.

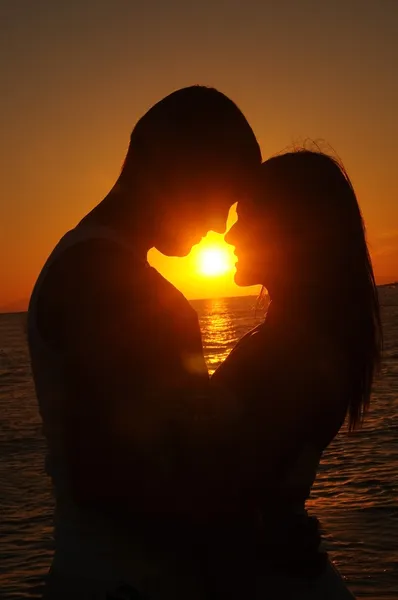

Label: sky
[1,0,397,309]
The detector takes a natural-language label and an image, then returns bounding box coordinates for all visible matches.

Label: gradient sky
[1,0,397,308]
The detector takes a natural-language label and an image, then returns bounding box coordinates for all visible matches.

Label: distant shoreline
[378,281,398,288]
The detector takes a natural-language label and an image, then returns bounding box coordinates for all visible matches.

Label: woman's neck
[265,285,329,329]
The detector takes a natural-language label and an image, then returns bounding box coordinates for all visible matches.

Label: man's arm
[37,240,187,515]
[37,239,246,520]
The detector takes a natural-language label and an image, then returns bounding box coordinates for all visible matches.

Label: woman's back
[212,310,349,507]
[209,312,353,598]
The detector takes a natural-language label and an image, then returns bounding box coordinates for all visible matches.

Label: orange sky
[1,1,397,310]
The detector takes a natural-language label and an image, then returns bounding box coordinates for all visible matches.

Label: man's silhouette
[28,86,261,597]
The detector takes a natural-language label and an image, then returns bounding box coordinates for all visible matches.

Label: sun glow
[147,206,260,299]
[197,246,233,277]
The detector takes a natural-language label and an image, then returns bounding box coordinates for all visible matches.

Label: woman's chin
[234,266,260,288]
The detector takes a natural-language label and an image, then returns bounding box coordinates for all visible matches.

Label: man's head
[119,86,262,256]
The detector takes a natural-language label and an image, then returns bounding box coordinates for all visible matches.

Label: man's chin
[155,243,194,258]
[155,236,203,258]
[172,249,192,258]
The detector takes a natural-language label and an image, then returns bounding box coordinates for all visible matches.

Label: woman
[211,150,382,598]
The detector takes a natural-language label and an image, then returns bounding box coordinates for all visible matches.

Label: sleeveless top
[27,222,205,591]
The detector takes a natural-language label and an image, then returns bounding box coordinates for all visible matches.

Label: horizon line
[1,282,397,315]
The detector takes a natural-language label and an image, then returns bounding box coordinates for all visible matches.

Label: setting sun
[147,216,259,300]
[197,247,233,277]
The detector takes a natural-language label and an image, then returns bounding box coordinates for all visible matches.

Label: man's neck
[81,184,154,260]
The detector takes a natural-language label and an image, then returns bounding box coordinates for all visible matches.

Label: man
[28,86,261,598]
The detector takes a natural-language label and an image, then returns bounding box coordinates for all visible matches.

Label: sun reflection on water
[196,296,261,375]
[199,298,236,375]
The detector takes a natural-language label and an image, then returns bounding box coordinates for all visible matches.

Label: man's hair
[120,86,261,186]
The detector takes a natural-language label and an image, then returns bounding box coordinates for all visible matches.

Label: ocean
[0,290,397,599]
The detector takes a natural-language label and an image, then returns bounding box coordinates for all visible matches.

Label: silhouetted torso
[210,317,343,589]
[27,223,210,593]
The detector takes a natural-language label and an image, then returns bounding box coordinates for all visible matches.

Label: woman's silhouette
[212,150,382,598]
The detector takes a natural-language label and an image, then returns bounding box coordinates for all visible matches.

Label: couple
[28,86,381,599]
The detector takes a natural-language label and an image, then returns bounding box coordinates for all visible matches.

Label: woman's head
[228,151,367,294]
[227,149,382,428]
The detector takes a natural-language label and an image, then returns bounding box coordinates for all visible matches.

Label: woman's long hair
[260,150,382,430]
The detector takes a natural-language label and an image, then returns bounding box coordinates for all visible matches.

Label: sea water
[0,289,397,598]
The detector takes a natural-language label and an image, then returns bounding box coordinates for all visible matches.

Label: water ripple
[0,291,397,598]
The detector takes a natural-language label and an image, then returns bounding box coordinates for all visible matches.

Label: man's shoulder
[33,238,151,339]
[35,237,196,336]
[41,238,190,306]
[39,237,149,301]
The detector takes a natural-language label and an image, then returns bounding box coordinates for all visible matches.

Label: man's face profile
[153,185,234,258]
[154,198,231,258]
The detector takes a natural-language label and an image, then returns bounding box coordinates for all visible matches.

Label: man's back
[29,222,210,516]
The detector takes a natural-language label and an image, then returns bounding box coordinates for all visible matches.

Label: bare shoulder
[36,238,149,347]
[39,237,139,301]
